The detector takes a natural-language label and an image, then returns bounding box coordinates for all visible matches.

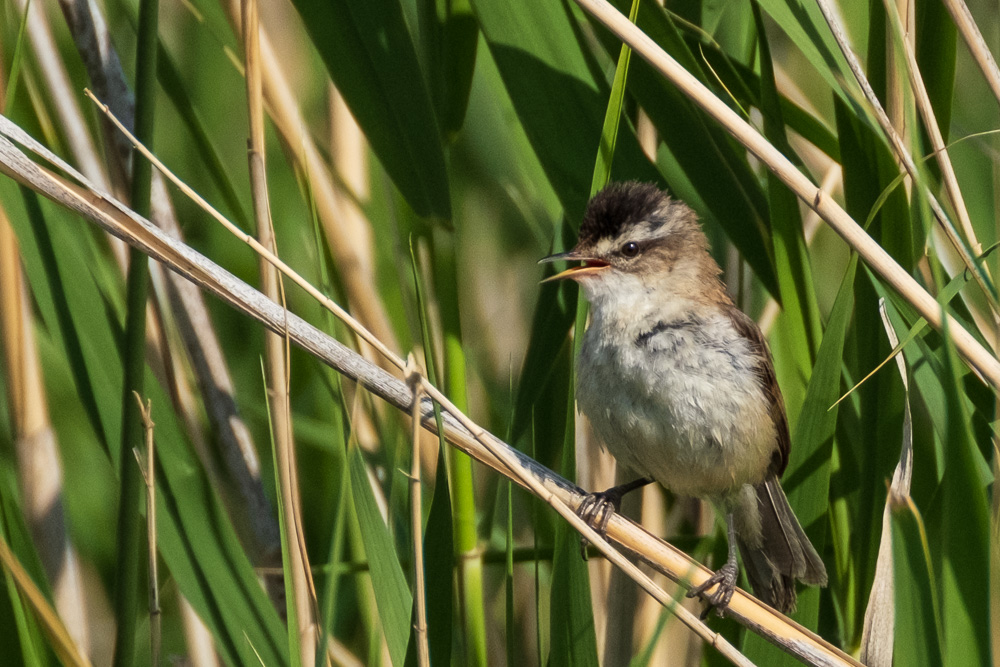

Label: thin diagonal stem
[406,360,431,667]
[133,395,160,667]
[941,0,1000,108]
[242,1,314,664]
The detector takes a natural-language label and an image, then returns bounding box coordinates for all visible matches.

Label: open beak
[538,250,610,283]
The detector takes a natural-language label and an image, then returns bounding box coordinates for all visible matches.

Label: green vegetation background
[0,0,995,665]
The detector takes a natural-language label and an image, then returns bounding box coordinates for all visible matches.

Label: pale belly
[576,314,776,499]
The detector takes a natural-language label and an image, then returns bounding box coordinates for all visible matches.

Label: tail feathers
[736,475,827,613]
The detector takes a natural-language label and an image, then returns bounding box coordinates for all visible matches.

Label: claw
[687,512,740,618]
[576,490,620,557]
[574,478,654,559]
[686,562,739,617]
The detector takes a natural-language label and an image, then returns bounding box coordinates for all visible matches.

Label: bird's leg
[686,512,739,618]
[577,477,654,557]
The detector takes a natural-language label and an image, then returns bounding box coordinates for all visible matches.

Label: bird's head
[541,182,715,305]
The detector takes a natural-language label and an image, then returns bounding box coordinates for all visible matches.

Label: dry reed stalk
[327,86,384,455]
[992,446,1000,667]
[0,532,94,667]
[133,394,160,667]
[574,0,1000,388]
[406,359,431,667]
[941,0,1000,108]
[326,641,366,667]
[0,124,859,666]
[885,0,913,153]
[222,0,400,373]
[54,0,134,190]
[179,596,221,667]
[884,0,977,255]
[757,164,840,336]
[0,204,91,656]
[242,2,316,664]
[54,0,282,567]
[16,0,111,193]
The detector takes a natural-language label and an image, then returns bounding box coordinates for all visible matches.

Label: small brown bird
[541,182,827,614]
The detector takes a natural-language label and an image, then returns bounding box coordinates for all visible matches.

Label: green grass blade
[472,0,662,222]
[156,42,252,230]
[531,418,545,665]
[111,258,147,667]
[834,93,916,640]
[753,1,820,347]
[548,344,599,664]
[549,371,599,665]
[752,1,821,420]
[0,564,44,667]
[479,0,655,474]
[937,308,991,665]
[288,0,451,218]
[419,0,479,138]
[422,445,455,667]
[262,362,303,667]
[3,0,32,112]
[590,0,640,194]
[12,185,112,450]
[545,4,641,662]
[508,256,577,458]
[836,83,917,271]
[348,446,412,667]
[890,497,943,667]
[153,422,290,667]
[914,0,956,144]
[505,480,515,667]
[315,418,349,667]
[873,268,991,664]
[547,518,599,667]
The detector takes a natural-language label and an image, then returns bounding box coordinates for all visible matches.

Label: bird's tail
[736,474,827,613]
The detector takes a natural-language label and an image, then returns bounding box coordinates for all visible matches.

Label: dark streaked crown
[579,181,669,245]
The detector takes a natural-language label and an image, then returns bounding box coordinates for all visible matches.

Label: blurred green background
[0,0,996,665]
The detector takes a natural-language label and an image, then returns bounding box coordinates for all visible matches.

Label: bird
[540,181,827,615]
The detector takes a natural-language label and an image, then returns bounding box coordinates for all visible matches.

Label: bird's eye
[620,241,639,258]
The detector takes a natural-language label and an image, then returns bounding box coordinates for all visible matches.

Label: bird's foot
[576,488,626,558]
[686,561,739,619]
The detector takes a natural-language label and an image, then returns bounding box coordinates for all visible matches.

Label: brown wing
[722,304,790,476]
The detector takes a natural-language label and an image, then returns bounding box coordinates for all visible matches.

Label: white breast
[576,305,776,499]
